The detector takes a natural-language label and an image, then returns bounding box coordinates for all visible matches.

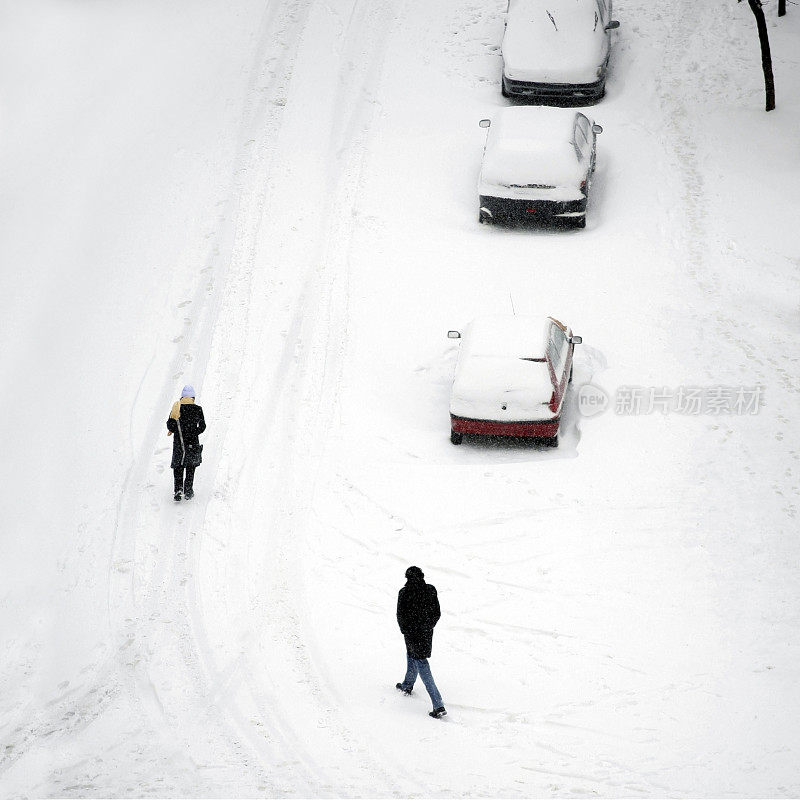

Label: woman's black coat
[397,578,441,659]
[167,403,206,469]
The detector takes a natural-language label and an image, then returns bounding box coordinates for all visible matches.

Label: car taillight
[580,180,587,194]
[549,391,558,413]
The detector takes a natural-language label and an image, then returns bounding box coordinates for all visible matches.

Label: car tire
[574,216,586,229]
[501,78,509,98]
[543,434,559,448]
[479,209,491,225]
[450,430,463,445]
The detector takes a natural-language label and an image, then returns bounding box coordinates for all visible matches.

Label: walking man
[396,566,446,718]
[166,384,206,501]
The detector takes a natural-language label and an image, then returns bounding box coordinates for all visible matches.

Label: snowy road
[2,0,799,796]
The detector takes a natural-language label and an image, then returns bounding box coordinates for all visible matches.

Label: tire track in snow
[191,0,422,793]
[109,0,331,792]
[0,2,315,795]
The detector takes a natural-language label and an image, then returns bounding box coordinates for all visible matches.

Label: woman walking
[166,384,206,501]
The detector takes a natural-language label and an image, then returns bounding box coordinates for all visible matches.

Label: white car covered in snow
[478,106,602,228]
[501,0,620,102]
[448,315,581,447]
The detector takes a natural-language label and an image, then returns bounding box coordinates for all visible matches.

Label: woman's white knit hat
[181,385,195,398]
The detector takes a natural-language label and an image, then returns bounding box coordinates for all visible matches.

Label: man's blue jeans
[400,652,443,709]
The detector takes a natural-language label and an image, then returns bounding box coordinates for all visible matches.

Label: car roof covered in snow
[450,315,560,421]
[502,0,609,84]
[480,107,585,189]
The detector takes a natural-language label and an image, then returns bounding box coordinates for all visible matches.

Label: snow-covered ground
[2,0,799,796]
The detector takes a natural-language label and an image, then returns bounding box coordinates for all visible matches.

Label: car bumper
[450,414,560,438]
[503,75,605,102]
[479,195,586,224]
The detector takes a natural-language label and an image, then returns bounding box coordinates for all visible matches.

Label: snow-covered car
[501,0,620,102]
[448,315,581,447]
[478,106,602,228]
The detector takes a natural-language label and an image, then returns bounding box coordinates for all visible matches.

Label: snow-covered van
[448,315,581,447]
[478,107,602,228]
[501,0,619,101]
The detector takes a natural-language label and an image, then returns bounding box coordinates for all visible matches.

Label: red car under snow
[448,315,581,447]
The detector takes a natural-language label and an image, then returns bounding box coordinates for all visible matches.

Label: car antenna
[509,292,516,316]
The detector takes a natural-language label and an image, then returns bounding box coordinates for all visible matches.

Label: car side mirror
[605,20,620,30]
[570,335,582,345]
[592,124,603,135]
[448,330,461,339]
[479,119,491,128]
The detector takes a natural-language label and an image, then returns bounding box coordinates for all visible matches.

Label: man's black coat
[397,576,441,659]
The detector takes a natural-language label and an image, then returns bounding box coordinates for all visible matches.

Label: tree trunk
[778,0,785,17]
[747,0,776,111]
